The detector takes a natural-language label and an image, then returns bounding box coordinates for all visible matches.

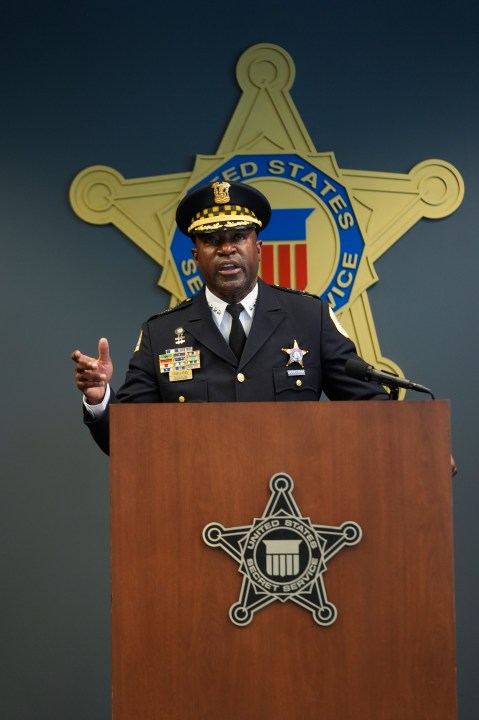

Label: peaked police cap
[176,180,272,238]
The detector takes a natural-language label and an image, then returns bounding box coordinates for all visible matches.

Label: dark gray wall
[1,1,477,718]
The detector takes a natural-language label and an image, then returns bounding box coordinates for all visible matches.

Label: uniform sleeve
[319,303,389,401]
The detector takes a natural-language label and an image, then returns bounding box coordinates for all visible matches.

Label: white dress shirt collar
[205,284,258,337]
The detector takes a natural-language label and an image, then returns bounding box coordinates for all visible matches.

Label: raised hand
[71,337,113,405]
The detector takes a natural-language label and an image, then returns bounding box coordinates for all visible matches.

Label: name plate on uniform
[169,368,193,382]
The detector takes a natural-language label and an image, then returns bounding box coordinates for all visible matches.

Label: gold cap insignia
[211,181,231,204]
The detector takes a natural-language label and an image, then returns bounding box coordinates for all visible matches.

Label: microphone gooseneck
[344,358,435,400]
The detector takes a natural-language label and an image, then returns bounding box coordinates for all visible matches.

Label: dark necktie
[226,303,246,360]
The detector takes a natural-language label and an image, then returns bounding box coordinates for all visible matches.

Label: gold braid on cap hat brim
[188,205,262,234]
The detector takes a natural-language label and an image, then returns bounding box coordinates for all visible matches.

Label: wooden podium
[110,401,457,720]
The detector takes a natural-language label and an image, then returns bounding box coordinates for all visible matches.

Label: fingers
[71,338,113,401]
[71,351,98,373]
[98,337,110,364]
[74,360,107,390]
[71,342,106,393]
[71,337,110,371]
[71,349,94,367]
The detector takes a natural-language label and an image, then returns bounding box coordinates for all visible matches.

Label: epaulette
[271,284,321,300]
[148,297,192,321]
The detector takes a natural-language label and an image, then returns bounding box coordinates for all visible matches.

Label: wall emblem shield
[70,43,464,379]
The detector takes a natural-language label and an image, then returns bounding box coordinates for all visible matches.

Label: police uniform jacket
[85,279,388,453]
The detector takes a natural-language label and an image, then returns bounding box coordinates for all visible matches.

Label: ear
[256,239,262,259]
[191,245,198,263]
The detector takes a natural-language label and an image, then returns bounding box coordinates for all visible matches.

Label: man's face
[191,228,262,303]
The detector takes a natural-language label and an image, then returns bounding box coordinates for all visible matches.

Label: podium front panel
[110,400,456,720]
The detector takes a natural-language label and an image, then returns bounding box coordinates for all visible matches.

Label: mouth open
[218,262,241,276]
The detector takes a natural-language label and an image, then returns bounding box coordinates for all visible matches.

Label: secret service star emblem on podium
[202,473,362,626]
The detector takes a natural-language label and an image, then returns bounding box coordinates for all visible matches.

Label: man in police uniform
[72,180,388,454]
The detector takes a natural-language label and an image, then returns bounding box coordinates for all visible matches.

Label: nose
[218,239,236,255]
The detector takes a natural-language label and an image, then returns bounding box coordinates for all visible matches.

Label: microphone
[345,358,435,399]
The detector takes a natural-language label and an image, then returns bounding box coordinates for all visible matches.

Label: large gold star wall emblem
[69,44,464,379]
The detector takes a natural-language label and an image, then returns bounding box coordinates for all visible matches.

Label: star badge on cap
[211,181,231,204]
[282,340,308,367]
